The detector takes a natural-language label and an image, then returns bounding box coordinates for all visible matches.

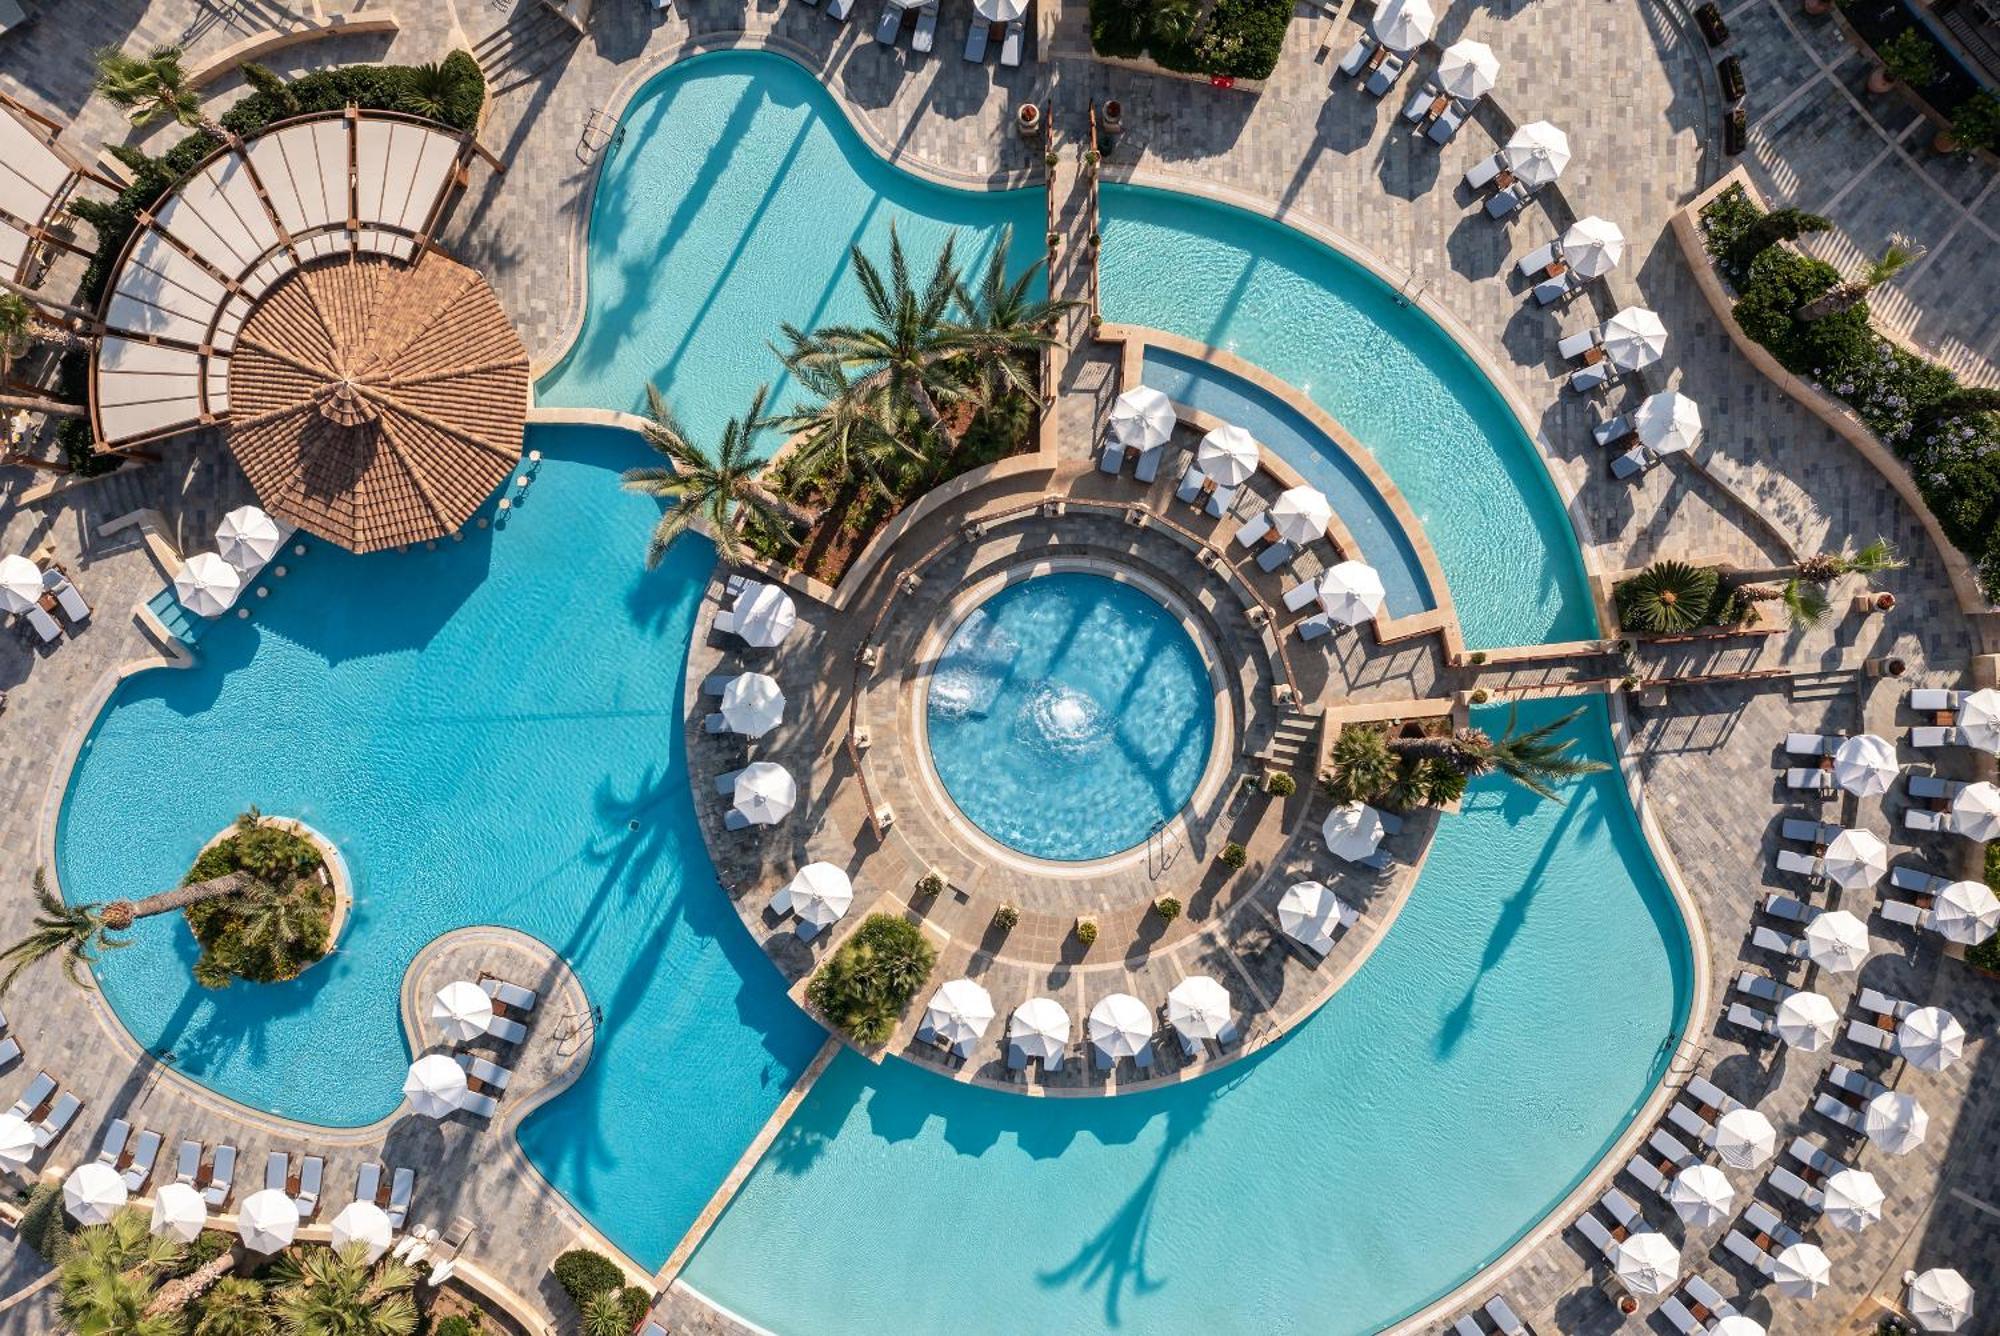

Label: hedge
[1087,0,1290,80]
[552,1249,624,1308]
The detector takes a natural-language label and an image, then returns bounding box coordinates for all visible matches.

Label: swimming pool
[925,571,1216,862]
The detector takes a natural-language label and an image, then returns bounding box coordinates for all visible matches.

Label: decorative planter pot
[1876,591,1897,612]
[1867,66,1896,95]
[1803,0,1830,13]
[1101,99,1123,135]
[1017,103,1042,139]
[1933,128,1961,153]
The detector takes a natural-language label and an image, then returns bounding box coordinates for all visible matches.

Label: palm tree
[1798,241,1922,322]
[93,46,228,140]
[193,878,330,990]
[396,62,456,121]
[59,1210,185,1336]
[189,1277,271,1336]
[1325,725,1397,804]
[1794,536,1905,584]
[1390,705,1609,802]
[1614,560,1718,634]
[1733,578,1830,628]
[956,231,1069,407]
[0,291,31,377]
[270,1245,417,1336]
[0,865,254,998]
[580,1289,634,1336]
[776,359,921,501]
[621,384,812,567]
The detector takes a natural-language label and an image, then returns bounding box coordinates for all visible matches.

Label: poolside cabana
[1321,801,1385,861]
[1318,561,1386,626]
[331,1199,394,1261]
[1822,1168,1884,1232]
[1833,733,1898,797]
[1560,216,1625,280]
[775,861,852,936]
[404,1053,468,1119]
[216,504,285,573]
[1108,386,1174,452]
[1008,997,1069,1063]
[1822,828,1888,889]
[1934,880,2000,945]
[1951,782,2000,840]
[1436,39,1498,99]
[1610,1231,1679,1296]
[1165,976,1231,1041]
[432,980,493,1044]
[1907,1268,1975,1331]
[1088,993,1153,1062]
[0,89,99,286]
[1958,688,2000,753]
[150,1183,208,1242]
[731,761,797,826]
[1196,424,1259,486]
[1772,1242,1831,1299]
[923,978,995,1054]
[238,1188,299,1253]
[1714,1107,1776,1169]
[1633,390,1701,456]
[1776,991,1838,1050]
[1897,1007,1965,1072]
[174,553,242,618]
[0,1113,33,1170]
[721,672,787,738]
[1600,306,1668,372]
[63,1162,127,1225]
[1269,485,1333,545]
[1665,1164,1733,1227]
[1501,121,1570,188]
[1802,909,1871,973]
[729,582,798,648]
[1864,1091,1928,1154]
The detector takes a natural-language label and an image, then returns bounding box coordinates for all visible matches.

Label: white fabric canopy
[1833,733,1898,796]
[1666,1164,1733,1227]
[1561,216,1626,280]
[1318,561,1386,626]
[1088,993,1153,1058]
[1776,990,1839,1050]
[0,554,43,615]
[974,0,1026,19]
[1322,802,1386,861]
[1268,486,1333,545]
[1908,1268,1975,1331]
[1502,121,1571,188]
[1197,424,1259,485]
[0,1113,35,1169]
[1897,1006,1966,1072]
[1601,306,1668,371]
[783,862,853,928]
[721,672,787,738]
[331,1199,394,1261]
[1633,390,1700,454]
[1823,828,1888,889]
[924,978,996,1050]
[404,1053,468,1119]
[63,1162,127,1225]
[1802,909,1871,973]
[151,1182,207,1242]
[732,761,797,825]
[1951,782,2000,841]
[1957,688,2000,753]
[1864,1090,1929,1154]
[1008,997,1070,1060]
[175,552,242,618]
[1371,0,1435,49]
[1771,1242,1831,1299]
[1714,1108,1777,1169]
[1934,880,2000,946]
[733,582,797,648]
[431,980,492,1044]
[1108,386,1175,451]
[1611,1231,1679,1296]
[1708,1319,1766,1336]
[1821,1167,1884,1232]
[216,505,283,571]
[238,1188,298,1253]
[1165,976,1231,1040]
[1277,880,1343,953]
[1436,40,1499,99]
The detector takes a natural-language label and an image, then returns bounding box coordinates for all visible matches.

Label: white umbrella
[1908,1268,1975,1331]
[1610,1231,1679,1296]
[1502,121,1571,188]
[1008,997,1070,1060]
[1600,306,1668,371]
[1268,486,1334,545]
[732,761,797,826]
[431,980,492,1044]
[1933,880,2000,946]
[330,1199,394,1262]
[1776,990,1839,1051]
[403,1053,468,1119]
[1802,909,1871,973]
[1865,1090,1928,1154]
[1196,424,1259,486]
[0,1113,36,1170]
[784,862,853,929]
[175,552,242,618]
[216,505,283,570]
[974,0,1026,19]
[1371,0,1435,50]
[0,554,43,614]
[1166,976,1232,1041]
[1897,1006,1965,1072]
[63,1162,127,1225]
[1833,733,1899,797]
[1771,1242,1831,1299]
[1108,386,1175,451]
[1957,688,2000,753]
[1318,561,1386,626]
[1708,1319,1766,1336]
[1821,1167,1885,1232]
[150,1182,207,1242]
[1322,802,1386,861]
[1633,390,1700,455]
[1436,39,1499,100]
[1950,781,2000,841]
[1666,1163,1734,1227]
[721,672,787,738]
[923,978,995,1050]
[1088,993,1153,1059]
[734,582,797,648]
[238,1188,297,1253]
[1277,880,1342,951]
[1822,828,1888,889]
[1714,1108,1777,1169]
[1560,216,1626,280]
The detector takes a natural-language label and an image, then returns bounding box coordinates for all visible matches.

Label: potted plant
[1264,771,1296,797]
[1101,99,1123,133]
[1870,30,1939,95]
[1020,103,1044,138]
[992,903,1019,932]
[1219,842,1248,870]
[1074,917,1098,946]
[1469,688,1490,704]
[915,870,946,900]
[1937,91,2000,154]
[1153,896,1181,921]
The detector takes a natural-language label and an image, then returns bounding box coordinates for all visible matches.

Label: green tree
[397,62,458,120]
[0,864,254,999]
[1799,241,1922,322]
[1726,208,1832,276]
[57,1209,184,1336]
[1324,726,1398,804]
[270,1245,417,1336]
[1150,0,1203,45]
[93,45,227,139]
[1615,560,1719,633]
[956,230,1069,407]
[1878,29,1940,87]
[1949,91,2000,152]
[1389,706,1610,802]
[1794,536,1905,583]
[805,914,936,1044]
[191,1278,273,1336]
[1733,577,1831,628]
[621,384,813,567]
[777,359,921,502]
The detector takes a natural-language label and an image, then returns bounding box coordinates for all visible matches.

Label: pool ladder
[578,109,624,164]
[1148,819,1183,879]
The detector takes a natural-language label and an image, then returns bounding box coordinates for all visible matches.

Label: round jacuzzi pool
[923,570,1216,862]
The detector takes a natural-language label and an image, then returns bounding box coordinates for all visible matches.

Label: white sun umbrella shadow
[1088,993,1153,1059]
[404,1053,468,1119]
[1166,976,1231,1041]
[1715,1107,1777,1168]
[1502,121,1570,189]
[1821,1167,1885,1232]
[924,978,995,1051]
[1322,801,1386,862]
[1709,1319,1766,1336]
[1197,424,1259,486]
[721,672,786,738]
[216,505,283,571]
[1666,1163,1733,1228]
[1934,880,2000,945]
[1371,0,1435,50]
[1833,733,1899,797]
[1776,991,1839,1051]
[1600,306,1668,372]
[1803,909,1871,973]
[1269,485,1334,545]
[1436,39,1498,100]
[175,552,243,618]
[151,1182,207,1242]
[1008,997,1069,1061]
[331,1199,394,1262]
[431,980,492,1044]
[1277,880,1342,953]
[1908,1267,1975,1331]
[1319,561,1386,626]
[238,1188,298,1253]
[0,554,43,615]
[783,862,852,929]
[1772,1241,1832,1299]
[1897,1006,1966,1072]
[1610,1231,1680,1296]
[1957,688,2000,753]
[1108,386,1175,451]
[734,582,797,648]
[1822,828,1888,889]
[1865,1090,1929,1154]
[1950,781,2000,841]
[1561,216,1626,280]
[732,761,797,826]
[1633,390,1701,455]
[0,1113,35,1171]
[63,1161,127,1226]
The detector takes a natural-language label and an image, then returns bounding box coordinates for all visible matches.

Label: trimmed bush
[1088,0,1289,79]
[1074,918,1099,946]
[805,914,936,1044]
[1153,896,1182,921]
[1879,29,1940,86]
[991,903,1020,931]
[433,1318,479,1336]
[1219,842,1248,870]
[553,1250,624,1309]
[914,871,946,898]
[1264,772,1296,797]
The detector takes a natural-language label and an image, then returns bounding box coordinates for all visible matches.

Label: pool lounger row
[9,1071,81,1151]
[356,1160,418,1229]
[97,1118,164,1191]
[178,1138,238,1207]
[268,1149,325,1217]
[1447,1295,1529,1335]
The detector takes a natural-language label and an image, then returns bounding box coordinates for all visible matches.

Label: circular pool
[923,570,1216,862]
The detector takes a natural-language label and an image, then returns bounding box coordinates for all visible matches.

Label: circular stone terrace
[684,331,1486,1095]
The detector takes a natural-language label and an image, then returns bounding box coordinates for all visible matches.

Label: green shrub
[1879,29,1940,87]
[1732,247,1848,371]
[1219,842,1248,870]
[1615,561,1721,634]
[805,914,935,1044]
[1950,90,2000,152]
[433,1319,478,1336]
[1153,896,1182,921]
[1074,918,1098,945]
[184,815,333,988]
[1089,0,1288,78]
[914,871,946,898]
[553,1250,624,1308]
[1264,772,1296,797]
[17,1184,68,1262]
[619,1285,652,1328]
[991,903,1019,931]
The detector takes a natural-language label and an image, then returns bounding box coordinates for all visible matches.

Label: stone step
[1788,671,1857,704]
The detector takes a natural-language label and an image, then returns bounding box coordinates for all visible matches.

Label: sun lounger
[1907,774,1951,801]
[1602,1187,1642,1232]
[1666,1100,1714,1145]
[1000,18,1023,64]
[23,605,59,644]
[1909,688,1962,712]
[1828,1062,1887,1101]
[1660,1296,1703,1335]
[1880,899,1928,928]
[1722,1227,1773,1276]
[34,1092,79,1149]
[1464,153,1503,191]
[1847,1020,1897,1053]
[1296,613,1333,643]
[1234,512,1272,548]
[1591,414,1634,449]
[1911,726,1962,748]
[386,1167,414,1228]
[484,1014,528,1044]
[124,1130,161,1191]
[702,673,733,695]
[46,572,89,623]
[1006,1043,1028,1071]
[1761,892,1812,923]
[356,1161,383,1206]
[714,767,744,795]
[1134,444,1164,484]
[267,1150,290,1193]
[1485,1297,1528,1335]
[1428,104,1465,144]
[1205,485,1237,519]
[0,1037,18,1071]
[203,1145,236,1207]
[1364,52,1406,96]
[1786,732,1839,756]
[1857,987,1913,1020]
[1281,578,1321,613]
[1783,817,1841,844]
[483,978,538,1012]
[1905,808,1950,833]
[10,1071,53,1120]
[827,0,855,20]
[1256,540,1295,573]
[1402,83,1439,123]
[874,3,901,42]
[1776,849,1823,879]
[711,608,740,636]
[964,19,988,60]
[1727,1002,1778,1038]
[1099,439,1127,475]
[1786,767,1835,792]
[177,1139,202,1185]
[1557,328,1602,362]
[294,1155,322,1217]
[1788,1134,1840,1182]
[1337,36,1373,75]
[460,1090,498,1118]
[724,810,752,831]
[1574,1209,1618,1259]
[456,1052,513,1090]
[1567,361,1614,395]
[1890,865,1945,896]
[1752,925,1807,959]
[1608,444,1650,480]
[1452,1318,1483,1336]
[1626,1149,1669,1194]
[1176,462,1206,505]
[703,713,729,734]
[912,4,937,54]
[1517,242,1560,279]
[1814,1091,1864,1131]
[1533,271,1579,306]
[1734,970,1788,1004]
[97,1118,131,1165]
[1485,183,1528,219]
[1687,1075,1744,1115]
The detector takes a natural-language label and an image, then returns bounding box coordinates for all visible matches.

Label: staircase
[470,3,582,95]
[1264,713,1322,773]
[1788,670,1858,704]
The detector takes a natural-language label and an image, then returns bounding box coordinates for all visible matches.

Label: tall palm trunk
[1385,735,1468,766]
[0,278,100,328]
[741,479,816,529]
[101,871,254,931]
[144,1250,236,1316]
[1797,281,1870,323]
[0,393,87,419]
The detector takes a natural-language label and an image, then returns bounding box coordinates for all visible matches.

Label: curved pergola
[0,89,98,286]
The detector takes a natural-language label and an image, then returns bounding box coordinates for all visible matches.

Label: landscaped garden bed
[183,811,339,988]
[1087,0,1291,82]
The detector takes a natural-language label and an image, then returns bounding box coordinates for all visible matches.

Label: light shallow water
[926,572,1215,861]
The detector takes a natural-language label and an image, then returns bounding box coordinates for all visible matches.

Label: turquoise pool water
[926,572,1215,861]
